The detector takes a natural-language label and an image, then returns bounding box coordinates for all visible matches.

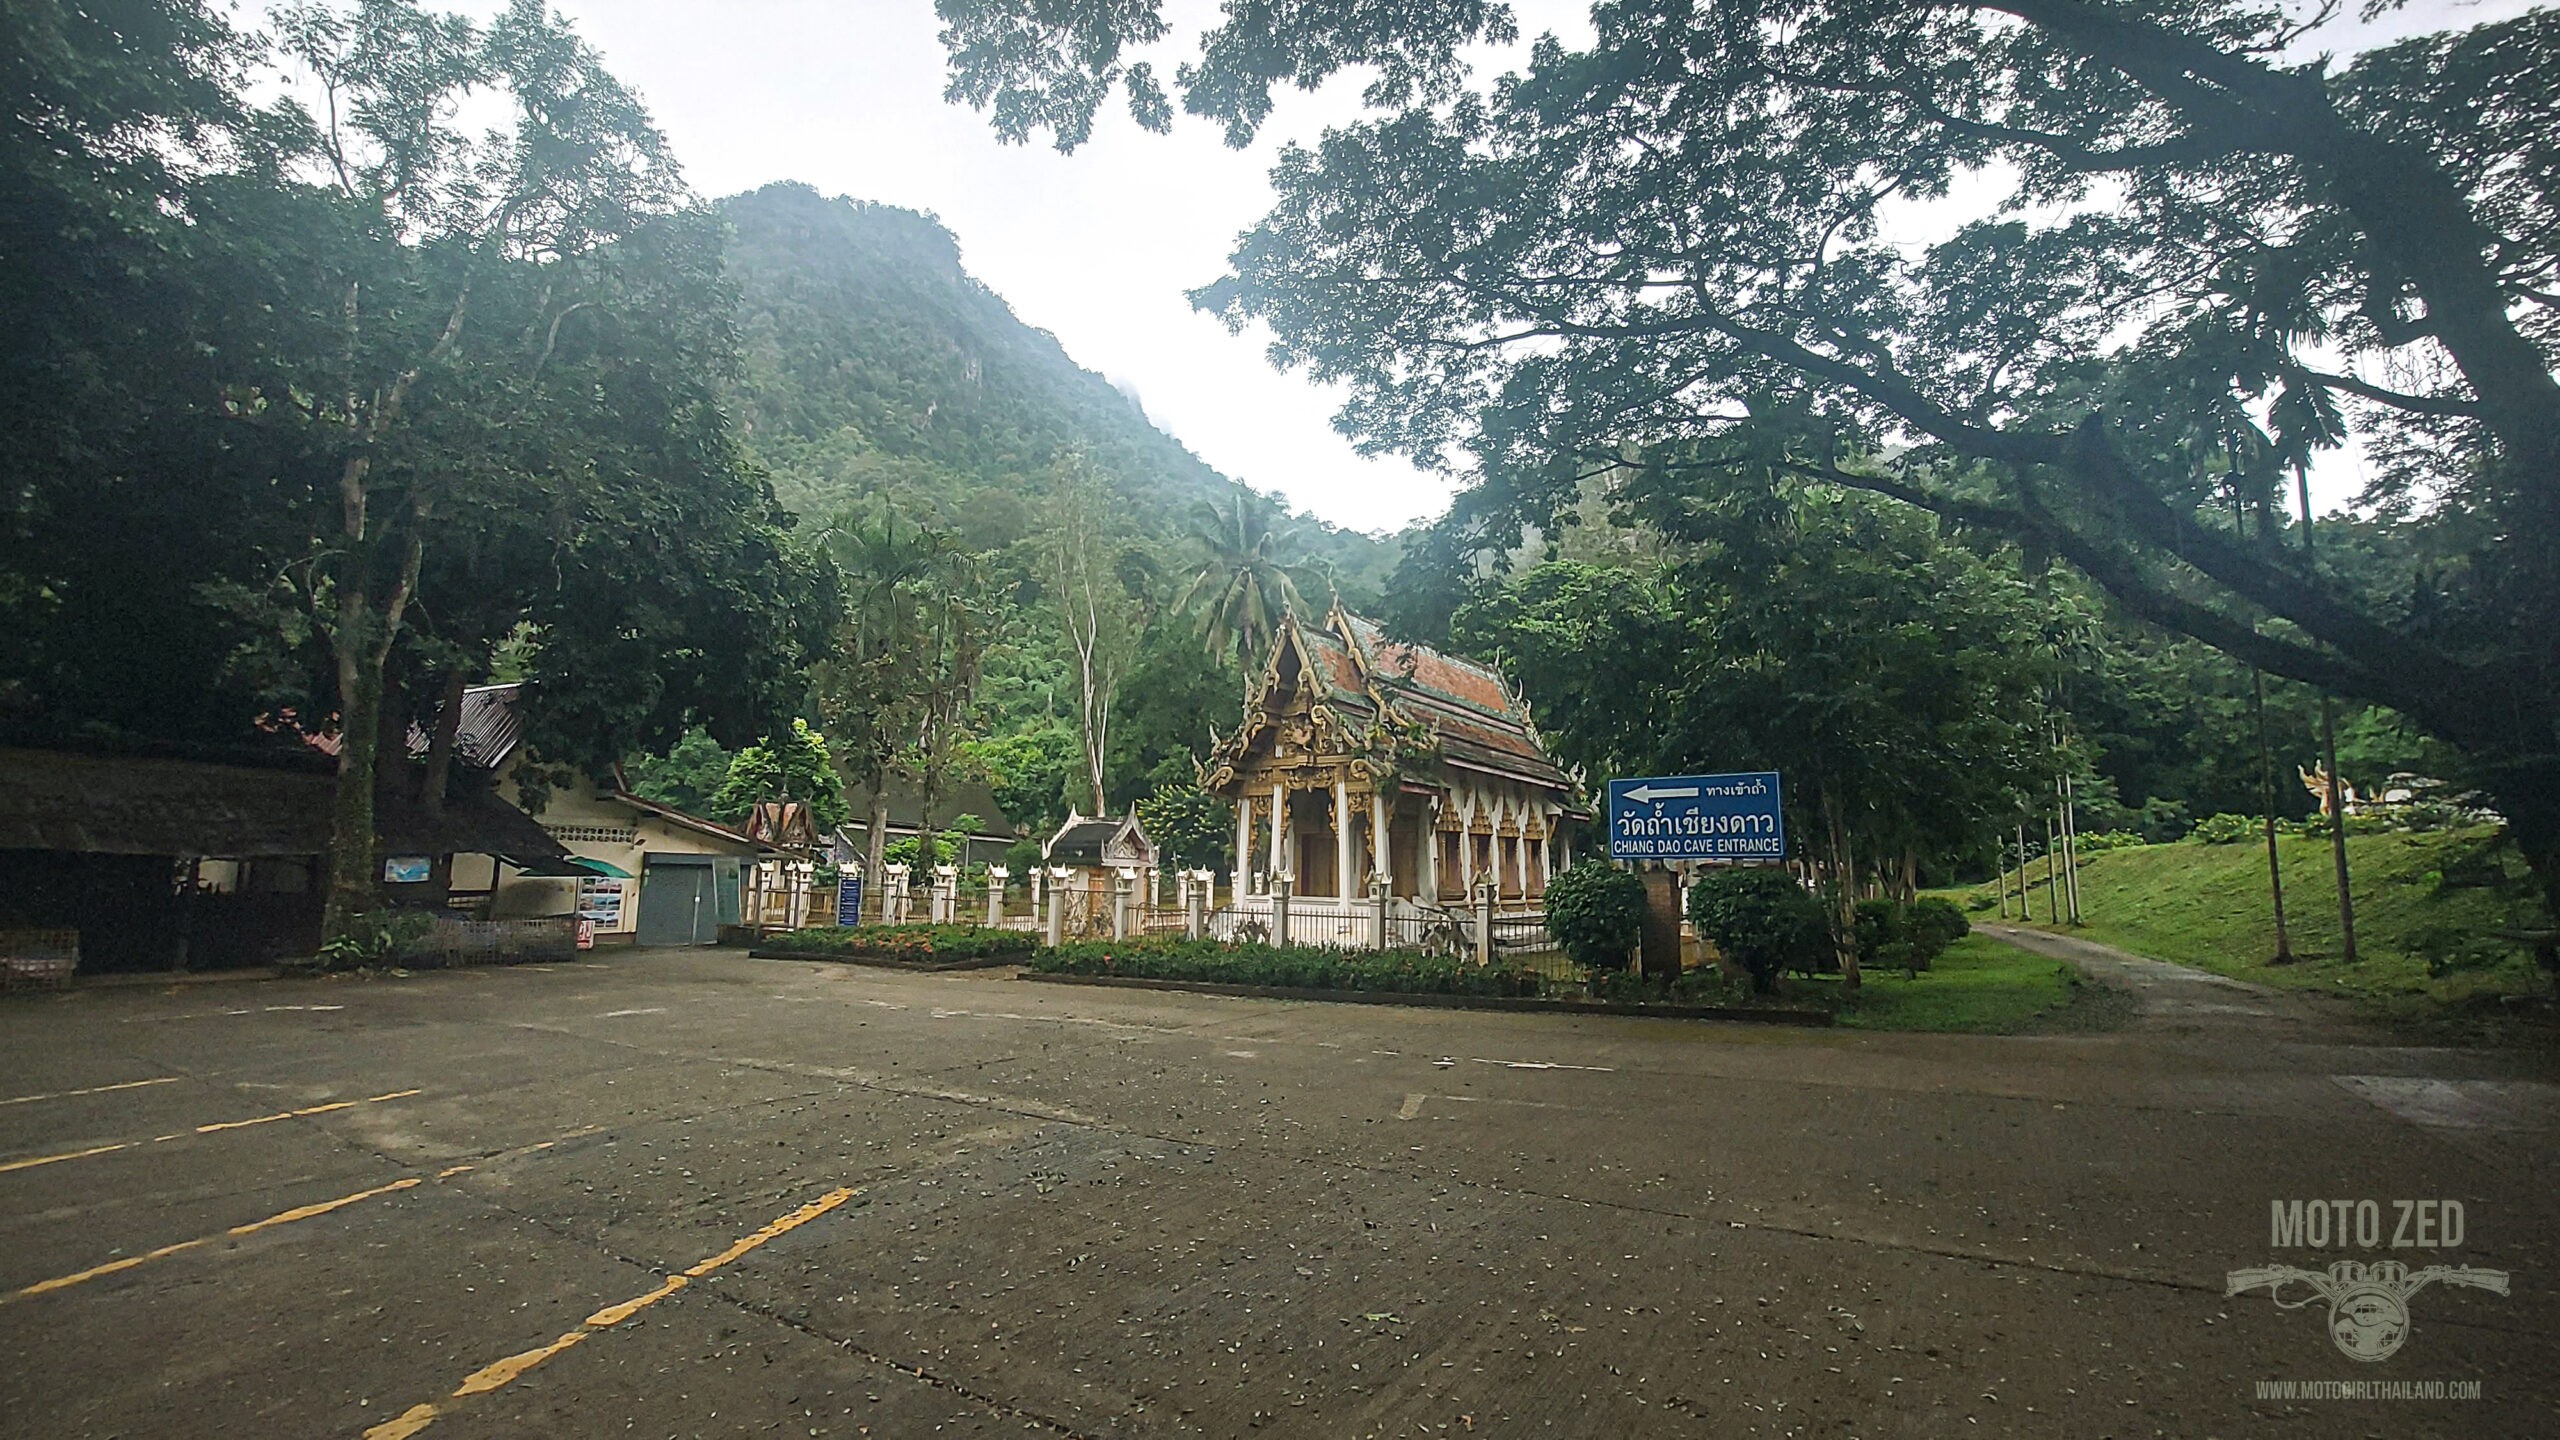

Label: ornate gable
[1203,602,1573,801]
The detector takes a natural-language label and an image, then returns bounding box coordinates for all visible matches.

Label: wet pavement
[1,945,2554,1438]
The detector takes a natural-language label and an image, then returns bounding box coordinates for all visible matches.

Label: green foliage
[622,729,734,818]
[761,923,1036,963]
[1688,868,1831,993]
[1135,785,1232,872]
[2070,830,2150,857]
[1175,494,1318,676]
[1541,863,1647,972]
[2187,813,2262,845]
[2,0,828,945]
[311,909,435,970]
[1104,623,1240,803]
[886,815,985,871]
[1031,938,1541,997]
[1854,897,1972,975]
[966,724,1080,834]
[1829,937,2097,1035]
[717,183,1395,595]
[1455,494,2058,884]
[711,719,847,829]
[999,0,2560,911]
[1990,827,2552,1033]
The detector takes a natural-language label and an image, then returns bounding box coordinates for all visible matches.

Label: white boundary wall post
[1272,872,1293,948]
[883,863,910,925]
[932,865,958,924]
[1475,878,1495,967]
[984,866,1008,926]
[1111,868,1135,939]
[1185,870,1208,939]
[1044,867,1070,947]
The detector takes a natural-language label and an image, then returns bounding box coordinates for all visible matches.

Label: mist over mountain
[719,182,1400,587]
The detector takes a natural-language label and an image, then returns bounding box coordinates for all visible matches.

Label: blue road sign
[835,873,865,927]
[1606,772,1785,861]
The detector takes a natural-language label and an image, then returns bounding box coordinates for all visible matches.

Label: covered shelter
[0,743,572,973]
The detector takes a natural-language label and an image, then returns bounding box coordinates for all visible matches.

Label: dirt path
[1976,920,2382,1042]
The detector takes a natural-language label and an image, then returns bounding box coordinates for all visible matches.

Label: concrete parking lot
[2,946,2553,1438]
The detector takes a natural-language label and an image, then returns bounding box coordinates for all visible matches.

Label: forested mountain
[719,182,1394,587]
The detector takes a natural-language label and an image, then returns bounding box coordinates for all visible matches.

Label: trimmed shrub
[1542,863,1648,971]
[1851,896,1972,975]
[1908,896,1971,953]
[1687,868,1829,993]
[2186,813,2259,845]
[1032,937,1541,996]
[760,923,1038,963]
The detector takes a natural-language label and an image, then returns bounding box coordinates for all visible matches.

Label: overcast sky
[488,1,2513,533]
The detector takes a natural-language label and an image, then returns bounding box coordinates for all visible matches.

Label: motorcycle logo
[2225,1260,2510,1362]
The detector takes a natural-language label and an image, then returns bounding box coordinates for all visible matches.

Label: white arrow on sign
[1623,783,1700,804]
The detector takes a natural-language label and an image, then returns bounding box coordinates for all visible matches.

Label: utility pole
[2050,707,2083,927]
[2043,815,2060,919]
[2295,463,2358,963]
[2059,768,2083,925]
[2007,819,2027,917]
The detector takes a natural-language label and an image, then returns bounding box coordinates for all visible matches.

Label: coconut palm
[1174,493,1320,685]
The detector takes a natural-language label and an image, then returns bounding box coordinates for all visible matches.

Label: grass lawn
[1947,826,2555,1039]
[1797,933,2123,1034]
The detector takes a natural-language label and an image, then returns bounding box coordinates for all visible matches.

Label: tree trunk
[863,781,891,924]
[1820,789,1862,990]
[323,646,384,943]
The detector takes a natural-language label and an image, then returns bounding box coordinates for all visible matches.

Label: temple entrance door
[1389,813,1421,898]
[1295,828,1337,896]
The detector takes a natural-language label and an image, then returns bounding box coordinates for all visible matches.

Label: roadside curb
[745,948,1026,973]
[1015,970,1834,1024]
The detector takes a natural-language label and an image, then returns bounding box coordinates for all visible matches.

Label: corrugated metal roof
[453,683,525,769]
[0,746,569,864]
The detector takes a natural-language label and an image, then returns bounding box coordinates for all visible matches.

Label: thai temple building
[1200,600,1584,929]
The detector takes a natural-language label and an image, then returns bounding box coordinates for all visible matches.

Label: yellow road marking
[14,1238,209,1297]
[0,1077,182,1107]
[0,1142,131,1174]
[362,1186,859,1440]
[7,1149,534,1305]
[230,1177,419,1236]
[585,1275,687,1327]
[0,1089,424,1176]
[195,1088,421,1134]
[453,1330,593,1395]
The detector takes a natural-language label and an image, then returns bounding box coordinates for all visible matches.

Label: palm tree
[813,504,988,905]
[1175,492,1319,687]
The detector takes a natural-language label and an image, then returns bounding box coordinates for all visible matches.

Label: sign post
[1606,772,1785,862]
[833,872,864,928]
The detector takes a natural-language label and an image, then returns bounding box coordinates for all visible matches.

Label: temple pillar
[1270,782,1288,885]
[1235,793,1255,889]
[1334,775,1356,902]
[1369,788,1391,898]
[1422,798,1442,903]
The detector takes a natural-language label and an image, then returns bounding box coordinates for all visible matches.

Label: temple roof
[1206,601,1574,795]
